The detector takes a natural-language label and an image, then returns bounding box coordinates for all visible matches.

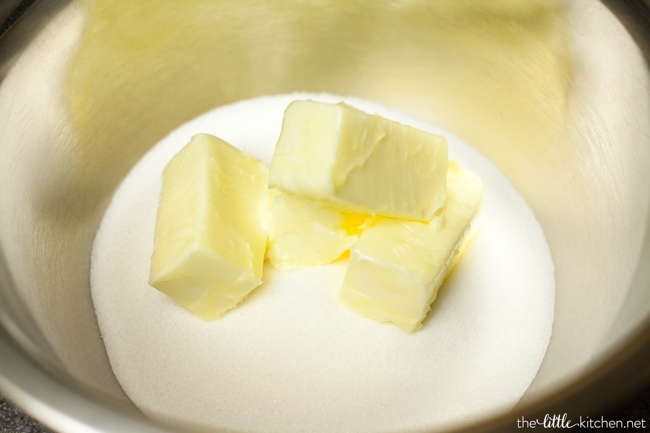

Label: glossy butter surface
[267,189,374,270]
[149,134,268,320]
[340,162,484,332]
[269,100,448,221]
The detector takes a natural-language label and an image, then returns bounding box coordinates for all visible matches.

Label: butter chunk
[149,134,269,320]
[268,100,448,221]
[267,189,374,270]
[340,162,484,332]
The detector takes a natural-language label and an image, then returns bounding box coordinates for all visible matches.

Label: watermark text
[517,414,646,429]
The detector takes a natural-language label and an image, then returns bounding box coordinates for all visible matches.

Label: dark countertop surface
[0,394,55,433]
[1,385,650,433]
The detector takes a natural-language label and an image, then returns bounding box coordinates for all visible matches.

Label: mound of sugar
[90,93,554,433]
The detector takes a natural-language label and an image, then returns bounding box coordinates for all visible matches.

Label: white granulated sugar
[90,93,555,433]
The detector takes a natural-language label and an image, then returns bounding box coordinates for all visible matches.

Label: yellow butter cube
[268,100,448,222]
[340,162,483,332]
[267,189,374,270]
[149,134,268,320]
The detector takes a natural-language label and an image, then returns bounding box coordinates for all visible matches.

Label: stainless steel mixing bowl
[1,0,649,432]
